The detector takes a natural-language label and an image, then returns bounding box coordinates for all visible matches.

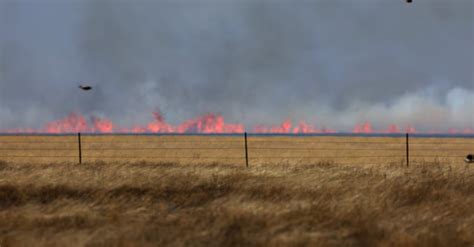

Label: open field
[0,160,473,246]
[0,135,472,246]
[0,134,472,165]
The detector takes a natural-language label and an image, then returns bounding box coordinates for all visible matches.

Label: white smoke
[0,1,472,132]
[330,86,474,131]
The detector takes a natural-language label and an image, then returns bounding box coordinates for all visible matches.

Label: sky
[0,0,473,132]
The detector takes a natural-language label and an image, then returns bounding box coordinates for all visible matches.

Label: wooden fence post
[78,132,82,164]
[244,132,249,168]
[406,133,409,167]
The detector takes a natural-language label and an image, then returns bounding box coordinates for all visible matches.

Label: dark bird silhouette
[406,0,412,3]
[79,85,92,91]
[466,154,473,163]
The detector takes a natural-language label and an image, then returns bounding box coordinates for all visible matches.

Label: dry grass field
[0,135,473,246]
[0,160,473,246]
[0,134,472,165]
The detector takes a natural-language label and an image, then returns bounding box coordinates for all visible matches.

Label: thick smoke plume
[0,0,472,133]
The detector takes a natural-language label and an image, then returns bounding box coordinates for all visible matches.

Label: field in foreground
[0,161,473,246]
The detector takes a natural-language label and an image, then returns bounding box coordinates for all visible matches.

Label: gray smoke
[0,0,473,131]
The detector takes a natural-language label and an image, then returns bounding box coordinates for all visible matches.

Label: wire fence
[0,133,472,166]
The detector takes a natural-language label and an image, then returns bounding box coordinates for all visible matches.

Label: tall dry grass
[0,160,472,246]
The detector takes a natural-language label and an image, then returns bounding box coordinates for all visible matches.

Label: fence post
[244,132,249,168]
[406,133,409,167]
[78,132,82,164]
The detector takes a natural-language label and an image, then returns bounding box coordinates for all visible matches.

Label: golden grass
[0,160,473,246]
[0,135,472,165]
[0,135,472,246]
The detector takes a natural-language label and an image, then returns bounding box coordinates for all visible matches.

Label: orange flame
[1,112,472,134]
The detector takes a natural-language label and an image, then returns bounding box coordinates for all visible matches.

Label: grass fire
[2,112,474,134]
[0,0,472,246]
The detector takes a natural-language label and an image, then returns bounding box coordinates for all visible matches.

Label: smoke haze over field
[0,0,473,132]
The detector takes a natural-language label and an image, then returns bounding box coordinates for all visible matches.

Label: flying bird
[79,85,92,91]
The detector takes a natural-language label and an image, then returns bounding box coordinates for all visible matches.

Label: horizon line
[0,132,474,138]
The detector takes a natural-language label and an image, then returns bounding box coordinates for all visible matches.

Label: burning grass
[0,160,472,246]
